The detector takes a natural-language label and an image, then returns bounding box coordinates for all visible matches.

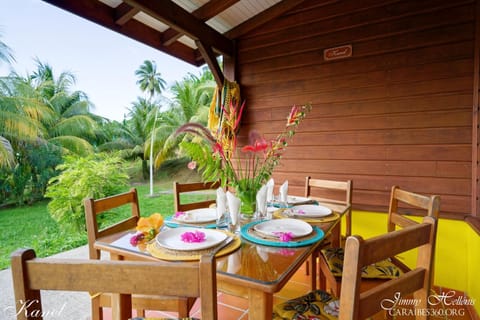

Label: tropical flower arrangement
[181,230,206,243]
[176,102,311,215]
[130,213,164,246]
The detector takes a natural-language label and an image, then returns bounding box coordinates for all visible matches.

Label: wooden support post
[223,40,237,82]
[473,0,480,217]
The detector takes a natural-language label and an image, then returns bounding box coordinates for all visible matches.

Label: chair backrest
[11,248,218,320]
[388,186,440,233]
[174,181,220,212]
[84,188,140,260]
[339,216,438,320]
[304,177,353,236]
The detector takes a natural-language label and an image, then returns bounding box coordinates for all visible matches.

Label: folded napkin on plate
[256,184,268,215]
[226,191,241,225]
[279,180,288,203]
[266,178,275,202]
[216,187,227,219]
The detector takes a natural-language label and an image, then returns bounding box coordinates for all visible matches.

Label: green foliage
[45,153,129,232]
[10,159,30,204]
[179,139,223,184]
[0,59,99,205]
[0,199,86,270]
[0,141,63,206]
[26,142,63,199]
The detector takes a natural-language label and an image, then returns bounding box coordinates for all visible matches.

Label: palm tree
[170,68,215,124]
[0,60,99,202]
[0,31,14,66]
[0,61,98,166]
[126,97,159,180]
[0,73,48,167]
[0,33,16,166]
[135,60,166,100]
[150,68,215,169]
[28,60,98,155]
[134,60,167,194]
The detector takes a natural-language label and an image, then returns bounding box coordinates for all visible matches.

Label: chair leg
[319,255,341,297]
[310,251,318,291]
[136,308,146,317]
[91,296,103,320]
[177,298,192,318]
[318,265,326,291]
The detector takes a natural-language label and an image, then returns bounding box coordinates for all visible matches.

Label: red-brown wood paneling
[235,0,477,218]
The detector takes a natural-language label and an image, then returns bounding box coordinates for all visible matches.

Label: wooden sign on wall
[323,44,352,61]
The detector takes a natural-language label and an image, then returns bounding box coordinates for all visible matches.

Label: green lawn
[0,183,215,270]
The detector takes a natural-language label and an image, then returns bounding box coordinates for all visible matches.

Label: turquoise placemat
[164,216,217,229]
[240,220,324,247]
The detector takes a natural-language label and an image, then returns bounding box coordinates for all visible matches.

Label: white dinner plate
[156,227,227,251]
[173,208,217,223]
[253,218,313,238]
[290,204,332,218]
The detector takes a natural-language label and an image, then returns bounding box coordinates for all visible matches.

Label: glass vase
[236,187,257,218]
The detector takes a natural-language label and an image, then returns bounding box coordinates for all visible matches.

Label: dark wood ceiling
[41,0,307,84]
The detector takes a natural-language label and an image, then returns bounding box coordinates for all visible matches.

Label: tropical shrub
[45,153,129,232]
[0,141,63,206]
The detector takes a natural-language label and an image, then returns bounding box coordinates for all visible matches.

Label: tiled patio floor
[100,262,312,320]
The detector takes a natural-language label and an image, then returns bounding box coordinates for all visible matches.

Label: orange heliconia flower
[136,213,164,237]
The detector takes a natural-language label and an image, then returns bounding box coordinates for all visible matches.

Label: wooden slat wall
[235,0,477,218]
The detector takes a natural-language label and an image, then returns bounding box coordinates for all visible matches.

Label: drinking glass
[229,211,240,234]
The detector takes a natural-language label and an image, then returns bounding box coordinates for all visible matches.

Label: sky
[0,0,202,121]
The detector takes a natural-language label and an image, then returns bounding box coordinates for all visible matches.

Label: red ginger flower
[241,137,268,153]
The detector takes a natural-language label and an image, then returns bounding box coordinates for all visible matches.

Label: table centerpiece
[175,102,311,217]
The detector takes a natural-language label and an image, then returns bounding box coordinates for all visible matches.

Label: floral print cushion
[321,247,403,279]
[273,290,339,320]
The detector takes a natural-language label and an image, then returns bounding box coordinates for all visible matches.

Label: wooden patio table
[94,202,350,320]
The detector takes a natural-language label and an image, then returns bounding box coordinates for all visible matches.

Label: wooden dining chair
[11,248,218,320]
[305,177,353,242]
[173,181,220,212]
[273,216,438,320]
[84,188,192,320]
[303,177,352,290]
[318,185,440,297]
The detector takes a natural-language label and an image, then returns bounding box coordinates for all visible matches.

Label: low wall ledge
[464,215,480,235]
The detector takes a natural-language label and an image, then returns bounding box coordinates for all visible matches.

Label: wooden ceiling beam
[195,40,224,87]
[163,0,240,46]
[225,0,308,39]
[114,2,140,26]
[123,0,235,57]
[41,0,202,66]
